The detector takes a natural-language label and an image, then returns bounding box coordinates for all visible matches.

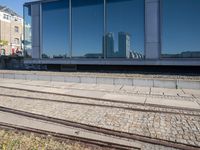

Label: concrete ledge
[26,74,38,80]
[133,79,153,87]
[97,77,114,85]
[0,73,3,78]
[153,80,177,89]
[0,71,200,89]
[114,78,133,86]
[15,74,26,80]
[38,75,51,81]
[65,76,80,83]
[81,77,96,84]
[177,80,200,89]
[3,73,15,79]
[51,76,65,82]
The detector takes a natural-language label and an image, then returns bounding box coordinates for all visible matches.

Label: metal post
[104,0,106,59]
[69,0,72,58]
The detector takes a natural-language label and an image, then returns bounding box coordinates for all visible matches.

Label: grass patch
[0,129,113,150]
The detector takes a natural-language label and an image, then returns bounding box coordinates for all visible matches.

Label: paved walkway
[0,78,199,110]
[0,78,199,148]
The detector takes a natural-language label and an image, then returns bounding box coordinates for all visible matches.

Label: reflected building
[23,0,200,67]
[103,32,114,57]
[0,5,23,56]
[118,32,131,58]
[130,51,144,59]
[24,24,31,50]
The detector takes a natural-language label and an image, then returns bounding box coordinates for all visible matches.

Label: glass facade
[24,5,32,58]
[106,0,144,59]
[162,0,200,58]
[42,0,69,58]
[72,0,104,58]
[25,0,145,60]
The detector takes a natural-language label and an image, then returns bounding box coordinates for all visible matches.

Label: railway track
[0,110,140,150]
[0,106,199,150]
[0,92,199,117]
[2,80,197,100]
[0,84,199,115]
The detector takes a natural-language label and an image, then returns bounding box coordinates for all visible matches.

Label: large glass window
[24,5,32,58]
[72,0,104,58]
[42,0,69,59]
[162,0,200,58]
[106,0,144,59]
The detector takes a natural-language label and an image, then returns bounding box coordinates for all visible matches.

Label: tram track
[0,85,199,116]
[1,81,197,101]
[0,106,199,150]
[0,93,199,116]
[0,111,140,150]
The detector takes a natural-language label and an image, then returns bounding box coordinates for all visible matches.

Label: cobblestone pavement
[0,79,199,149]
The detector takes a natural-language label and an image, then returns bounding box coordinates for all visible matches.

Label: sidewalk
[0,78,199,148]
[0,78,199,110]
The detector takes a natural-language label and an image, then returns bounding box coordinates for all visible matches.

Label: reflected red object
[12,48,15,55]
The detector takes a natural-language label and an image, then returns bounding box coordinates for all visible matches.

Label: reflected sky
[72,0,104,57]
[162,0,200,55]
[42,0,69,58]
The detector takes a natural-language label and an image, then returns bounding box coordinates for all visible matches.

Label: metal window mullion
[69,0,72,58]
[23,6,25,54]
[104,0,107,59]
[40,2,43,59]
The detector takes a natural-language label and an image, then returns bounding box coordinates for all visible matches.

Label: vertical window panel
[24,5,32,58]
[42,0,69,58]
[72,0,104,58]
[162,0,200,58]
[106,0,144,59]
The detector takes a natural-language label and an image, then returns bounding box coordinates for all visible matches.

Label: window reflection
[106,0,144,59]
[24,5,32,58]
[72,0,104,58]
[162,0,200,58]
[42,0,69,59]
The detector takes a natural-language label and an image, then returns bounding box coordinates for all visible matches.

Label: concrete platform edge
[0,72,199,89]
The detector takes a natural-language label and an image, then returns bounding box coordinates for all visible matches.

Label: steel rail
[0,85,200,114]
[4,81,197,101]
[0,106,199,150]
[0,93,199,117]
[0,122,137,150]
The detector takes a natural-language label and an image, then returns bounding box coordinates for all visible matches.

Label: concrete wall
[0,71,199,89]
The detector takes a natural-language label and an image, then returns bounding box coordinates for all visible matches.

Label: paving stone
[0,78,199,148]
[146,97,200,110]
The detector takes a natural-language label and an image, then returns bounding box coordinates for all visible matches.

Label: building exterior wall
[0,11,23,55]
[24,0,200,66]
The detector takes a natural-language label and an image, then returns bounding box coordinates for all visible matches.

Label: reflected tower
[103,32,114,57]
[118,32,131,58]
